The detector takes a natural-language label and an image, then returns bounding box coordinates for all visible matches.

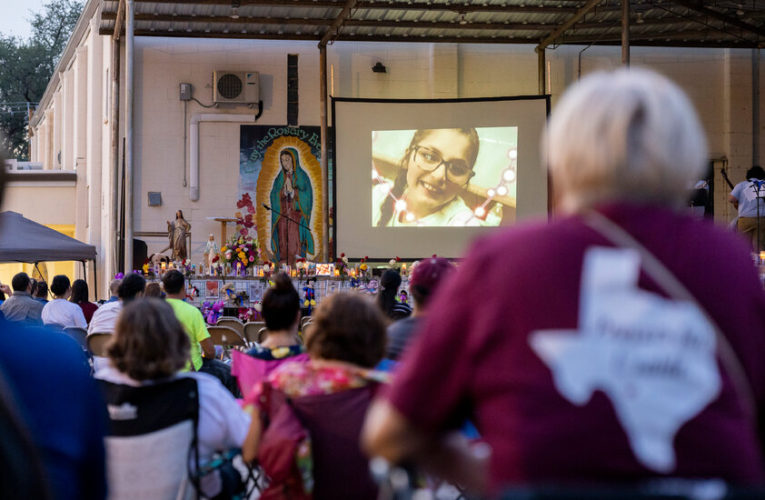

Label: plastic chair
[217,317,244,335]
[243,321,265,345]
[87,333,113,357]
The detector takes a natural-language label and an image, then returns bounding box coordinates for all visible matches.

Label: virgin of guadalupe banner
[240,126,324,265]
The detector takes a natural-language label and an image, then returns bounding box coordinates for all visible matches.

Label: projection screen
[333,96,549,259]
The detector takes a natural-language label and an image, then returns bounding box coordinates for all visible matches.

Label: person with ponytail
[373,128,482,227]
[232,272,309,397]
[247,272,306,362]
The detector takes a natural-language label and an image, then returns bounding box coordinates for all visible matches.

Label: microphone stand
[263,204,312,264]
[263,203,312,232]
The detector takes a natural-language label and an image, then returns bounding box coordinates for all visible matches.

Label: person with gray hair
[363,68,765,494]
[107,278,121,302]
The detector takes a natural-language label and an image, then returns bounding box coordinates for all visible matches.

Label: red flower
[340,253,345,258]
[239,228,248,236]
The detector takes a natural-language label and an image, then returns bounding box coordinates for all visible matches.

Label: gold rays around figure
[255,136,324,262]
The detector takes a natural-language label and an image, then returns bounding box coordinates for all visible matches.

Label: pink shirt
[386,203,765,489]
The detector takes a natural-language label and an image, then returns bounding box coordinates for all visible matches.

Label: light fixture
[459,12,468,25]
[230,0,240,19]
[636,12,644,24]
[372,61,387,73]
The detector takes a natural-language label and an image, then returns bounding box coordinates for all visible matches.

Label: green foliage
[0,0,84,160]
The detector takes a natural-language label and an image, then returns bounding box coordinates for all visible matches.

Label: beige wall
[3,183,76,225]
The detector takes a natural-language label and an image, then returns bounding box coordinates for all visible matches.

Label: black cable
[191,97,216,109]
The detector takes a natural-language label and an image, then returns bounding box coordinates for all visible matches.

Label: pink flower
[249,256,255,262]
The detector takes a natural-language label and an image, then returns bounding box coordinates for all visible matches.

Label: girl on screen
[374,128,484,227]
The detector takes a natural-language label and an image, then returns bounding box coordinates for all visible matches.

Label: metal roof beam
[100,12,561,31]
[670,0,765,39]
[102,10,744,33]
[537,0,603,50]
[319,0,357,47]
[129,0,579,15]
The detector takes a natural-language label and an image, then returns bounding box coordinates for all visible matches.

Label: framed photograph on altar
[247,282,263,302]
[190,280,205,299]
[316,263,334,276]
[205,280,221,299]
[235,281,248,293]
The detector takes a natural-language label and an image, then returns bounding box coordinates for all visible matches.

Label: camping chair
[243,321,265,346]
[97,377,200,500]
[217,317,244,336]
[207,326,246,360]
[63,327,88,350]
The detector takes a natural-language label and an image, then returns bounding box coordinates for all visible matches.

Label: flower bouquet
[219,235,259,276]
[335,252,351,280]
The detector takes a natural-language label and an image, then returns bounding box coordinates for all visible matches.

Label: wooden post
[319,45,329,262]
[622,0,630,66]
[537,47,546,95]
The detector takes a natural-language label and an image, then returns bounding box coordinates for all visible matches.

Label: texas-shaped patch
[529,247,720,472]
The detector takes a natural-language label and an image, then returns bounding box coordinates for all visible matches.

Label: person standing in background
[729,166,765,253]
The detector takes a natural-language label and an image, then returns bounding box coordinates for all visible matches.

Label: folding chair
[257,327,268,344]
[208,326,246,360]
[63,327,88,350]
[243,321,265,346]
[300,316,313,331]
[216,318,244,336]
[87,333,113,358]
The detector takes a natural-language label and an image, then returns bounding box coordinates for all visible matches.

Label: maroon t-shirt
[78,301,98,324]
[386,203,765,489]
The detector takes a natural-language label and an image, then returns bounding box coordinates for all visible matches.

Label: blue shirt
[731,179,765,217]
[0,320,107,500]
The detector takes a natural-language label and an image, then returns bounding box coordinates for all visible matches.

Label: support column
[536,47,546,95]
[319,45,329,261]
[125,0,135,273]
[622,0,630,66]
[109,39,121,289]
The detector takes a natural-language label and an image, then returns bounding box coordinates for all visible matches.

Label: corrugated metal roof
[97,0,762,48]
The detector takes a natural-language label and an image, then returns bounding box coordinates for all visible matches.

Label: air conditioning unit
[213,71,259,104]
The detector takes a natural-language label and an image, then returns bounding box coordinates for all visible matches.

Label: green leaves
[0,0,83,160]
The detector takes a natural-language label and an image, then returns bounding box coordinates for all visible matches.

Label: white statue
[204,233,219,271]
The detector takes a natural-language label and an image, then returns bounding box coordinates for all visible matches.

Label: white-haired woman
[363,68,765,495]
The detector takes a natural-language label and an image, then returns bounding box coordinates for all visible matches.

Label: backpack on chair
[257,381,314,500]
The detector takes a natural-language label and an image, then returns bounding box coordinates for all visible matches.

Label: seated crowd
[2,68,765,500]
